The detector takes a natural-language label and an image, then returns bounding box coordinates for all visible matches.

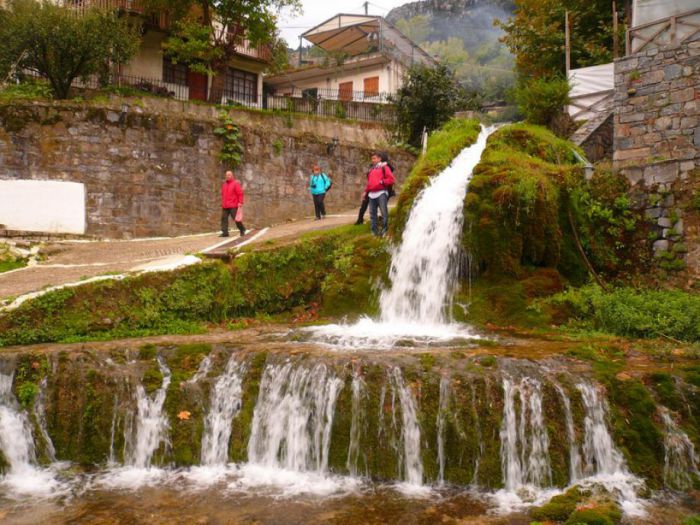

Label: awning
[302,14,382,55]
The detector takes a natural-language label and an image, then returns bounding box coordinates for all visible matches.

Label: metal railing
[626,7,700,55]
[266,87,392,104]
[13,71,396,123]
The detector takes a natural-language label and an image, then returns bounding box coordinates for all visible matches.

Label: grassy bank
[0,227,388,347]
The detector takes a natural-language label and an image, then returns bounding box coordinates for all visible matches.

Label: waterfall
[0,370,64,497]
[500,377,551,491]
[305,126,495,347]
[554,383,582,482]
[33,377,56,463]
[0,371,38,475]
[660,407,699,490]
[379,126,494,325]
[470,384,484,486]
[201,357,246,466]
[187,353,213,384]
[247,363,343,473]
[575,383,645,517]
[436,376,450,485]
[576,383,626,476]
[346,370,367,476]
[128,357,171,468]
[390,367,423,486]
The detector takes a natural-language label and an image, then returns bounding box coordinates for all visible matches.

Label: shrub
[514,77,571,131]
[547,284,700,342]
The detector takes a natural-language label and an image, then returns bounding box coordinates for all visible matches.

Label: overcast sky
[277,0,408,47]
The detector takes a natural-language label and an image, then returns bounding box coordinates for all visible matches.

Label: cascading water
[554,383,582,482]
[247,363,342,472]
[346,370,367,477]
[577,383,626,476]
[201,357,246,466]
[33,377,57,463]
[0,370,63,497]
[660,407,699,490]
[436,376,450,485]
[129,357,172,469]
[576,383,645,517]
[306,126,496,348]
[390,367,424,489]
[499,377,551,491]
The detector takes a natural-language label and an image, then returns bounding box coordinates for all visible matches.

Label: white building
[265,14,437,102]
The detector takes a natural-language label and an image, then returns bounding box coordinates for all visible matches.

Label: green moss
[647,372,682,412]
[0,228,390,346]
[564,502,622,525]
[530,486,582,521]
[142,364,164,395]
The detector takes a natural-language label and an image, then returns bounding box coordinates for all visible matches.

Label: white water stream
[0,370,64,497]
[201,357,246,466]
[307,126,495,348]
[390,367,424,490]
[660,407,699,490]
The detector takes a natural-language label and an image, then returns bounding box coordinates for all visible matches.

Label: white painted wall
[278,60,404,101]
[0,180,86,234]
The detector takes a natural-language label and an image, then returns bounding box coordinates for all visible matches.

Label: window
[224,68,258,104]
[338,81,353,101]
[162,60,187,86]
[363,76,379,97]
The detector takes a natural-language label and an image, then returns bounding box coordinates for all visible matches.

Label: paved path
[0,210,359,301]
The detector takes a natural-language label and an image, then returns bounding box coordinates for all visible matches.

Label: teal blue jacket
[310,172,332,195]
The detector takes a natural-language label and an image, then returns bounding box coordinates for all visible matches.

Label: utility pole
[613,1,619,58]
[565,10,571,76]
[363,1,369,15]
[298,35,302,67]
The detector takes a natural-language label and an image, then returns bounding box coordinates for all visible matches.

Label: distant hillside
[387,0,516,101]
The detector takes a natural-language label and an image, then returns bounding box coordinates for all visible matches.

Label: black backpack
[382,164,396,198]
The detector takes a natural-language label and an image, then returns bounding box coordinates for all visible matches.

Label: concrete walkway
[0,210,359,301]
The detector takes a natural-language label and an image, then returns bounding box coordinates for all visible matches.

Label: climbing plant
[213,111,243,168]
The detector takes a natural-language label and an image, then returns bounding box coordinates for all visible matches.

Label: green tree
[391,64,471,148]
[422,38,471,77]
[395,15,431,44]
[497,0,626,79]
[0,0,140,99]
[142,0,301,101]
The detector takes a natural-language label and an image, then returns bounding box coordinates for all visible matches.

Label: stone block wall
[0,98,414,239]
[614,38,700,280]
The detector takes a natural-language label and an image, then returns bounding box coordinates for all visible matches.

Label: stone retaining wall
[0,98,414,238]
[613,37,700,280]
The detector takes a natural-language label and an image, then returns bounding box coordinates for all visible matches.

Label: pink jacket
[221,179,244,208]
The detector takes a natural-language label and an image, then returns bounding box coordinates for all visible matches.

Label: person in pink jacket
[220,170,246,237]
[365,152,395,236]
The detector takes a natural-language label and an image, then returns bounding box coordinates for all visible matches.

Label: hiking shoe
[219,233,229,237]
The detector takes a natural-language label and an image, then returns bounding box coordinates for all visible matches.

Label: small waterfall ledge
[0,345,693,518]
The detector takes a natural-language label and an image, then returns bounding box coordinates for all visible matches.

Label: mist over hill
[387,0,516,101]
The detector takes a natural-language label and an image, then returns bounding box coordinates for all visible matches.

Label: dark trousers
[312,193,326,219]
[369,192,389,235]
[357,194,369,224]
[221,207,245,236]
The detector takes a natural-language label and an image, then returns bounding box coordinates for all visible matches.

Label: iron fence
[13,70,395,123]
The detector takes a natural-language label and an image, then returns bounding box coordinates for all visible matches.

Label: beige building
[15,0,271,105]
[265,14,436,102]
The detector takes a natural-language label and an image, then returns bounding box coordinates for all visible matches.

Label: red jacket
[221,179,244,208]
[365,163,395,193]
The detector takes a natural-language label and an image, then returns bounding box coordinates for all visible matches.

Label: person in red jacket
[365,152,395,236]
[220,170,246,237]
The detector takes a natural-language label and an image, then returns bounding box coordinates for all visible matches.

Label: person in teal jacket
[309,163,332,220]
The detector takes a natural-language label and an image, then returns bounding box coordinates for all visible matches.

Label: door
[187,71,208,101]
[338,81,353,101]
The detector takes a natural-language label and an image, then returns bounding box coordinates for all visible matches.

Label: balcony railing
[266,87,392,104]
[626,7,700,55]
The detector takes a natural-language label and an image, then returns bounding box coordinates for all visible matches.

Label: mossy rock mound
[463,123,585,279]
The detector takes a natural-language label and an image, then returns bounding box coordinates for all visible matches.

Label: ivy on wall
[213,112,243,168]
